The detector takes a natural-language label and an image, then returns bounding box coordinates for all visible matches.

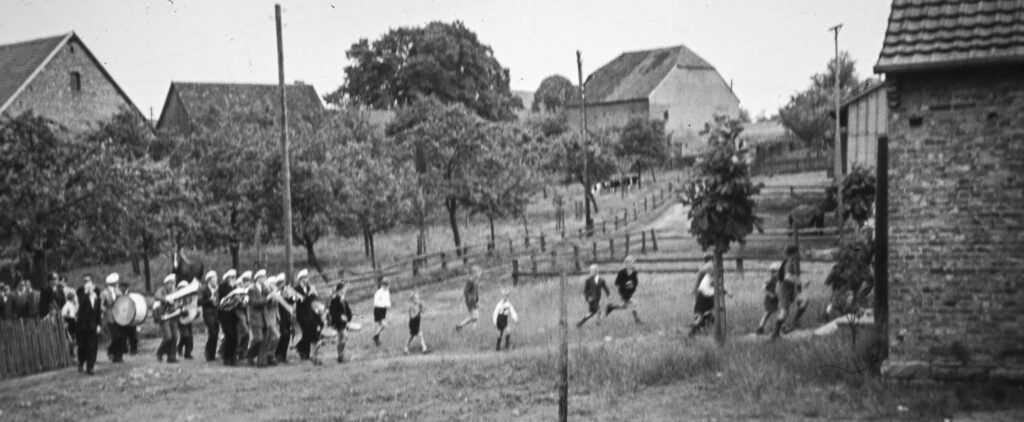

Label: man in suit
[198,271,219,362]
[246,270,268,367]
[275,277,297,364]
[217,270,240,366]
[99,273,126,363]
[119,279,139,355]
[38,273,59,318]
[75,275,102,375]
[294,269,319,360]
[153,274,180,363]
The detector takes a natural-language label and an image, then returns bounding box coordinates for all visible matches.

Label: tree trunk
[142,236,153,293]
[304,237,323,274]
[229,243,240,270]
[520,214,530,240]
[130,252,141,276]
[637,168,643,189]
[30,249,47,290]
[446,197,462,256]
[713,242,727,346]
[586,188,600,214]
[488,215,496,250]
[368,230,377,270]
[649,166,657,183]
[363,231,371,257]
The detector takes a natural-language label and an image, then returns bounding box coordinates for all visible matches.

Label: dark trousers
[64,318,77,357]
[105,322,125,362]
[177,322,193,357]
[218,310,238,364]
[276,310,292,361]
[76,329,98,372]
[246,324,265,364]
[125,325,138,354]
[203,308,219,361]
[157,319,179,362]
[236,311,249,362]
[296,319,317,359]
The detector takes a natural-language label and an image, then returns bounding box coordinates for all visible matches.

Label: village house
[876,0,1024,383]
[566,45,740,157]
[156,81,324,135]
[0,32,145,131]
[839,81,889,174]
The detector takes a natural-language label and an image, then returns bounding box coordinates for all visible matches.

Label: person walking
[576,264,610,328]
[492,288,518,351]
[153,274,180,364]
[217,270,240,366]
[198,271,219,361]
[327,283,353,363]
[455,266,481,331]
[294,269,319,360]
[371,279,392,347]
[100,273,126,363]
[606,256,643,324]
[75,275,102,375]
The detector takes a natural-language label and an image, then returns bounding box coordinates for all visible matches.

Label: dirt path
[640,203,688,232]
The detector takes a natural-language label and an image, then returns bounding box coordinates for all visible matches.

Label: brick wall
[6,39,137,132]
[883,65,1024,383]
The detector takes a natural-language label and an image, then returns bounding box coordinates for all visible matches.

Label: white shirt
[697,273,715,297]
[61,301,78,320]
[373,288,391,309]
[492,299,519,325]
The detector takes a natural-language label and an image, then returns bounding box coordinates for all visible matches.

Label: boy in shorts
[492,288,518,351]
[404,292,428,354]
[755,262,782,335]
[455,266,481,331]
[372,279,391,347]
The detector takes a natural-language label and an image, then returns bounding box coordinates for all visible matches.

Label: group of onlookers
[0,273,71,321]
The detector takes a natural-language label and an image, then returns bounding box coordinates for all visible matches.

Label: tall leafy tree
[617,117,669,186]
[680,114,763,345]
[468,122,542,246]
[329,21,522,121]
[779,51,860,151]
[546,129,620,214]
[531,74,577,113]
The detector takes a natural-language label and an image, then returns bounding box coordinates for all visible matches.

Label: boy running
[404,292,428,354]
[606,255,642,324]
[576,264,610,328]
[492,288,518,351]
[371,279,391,347]
[689,253,716,337]
[773,245,807,339]
[328,283,352,363]
[755,262,782,335]
[455,266,481,331]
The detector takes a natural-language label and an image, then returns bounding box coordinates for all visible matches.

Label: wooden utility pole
[576,51,593,235]
[829,23,844,223]
[874,135,889,370]
[275,4,294,285]
[558,254,569,421]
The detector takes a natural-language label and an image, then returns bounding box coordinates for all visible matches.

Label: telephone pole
[276,4,294,284]
[576,51,593,235]
[829,23,844,223]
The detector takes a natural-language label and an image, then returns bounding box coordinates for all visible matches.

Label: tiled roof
[159,82,324,128]
[579,45,715,104]
[0,33,70,112]
[875,0,1024,72]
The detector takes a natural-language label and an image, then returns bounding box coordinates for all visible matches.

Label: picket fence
[0,317,74,380]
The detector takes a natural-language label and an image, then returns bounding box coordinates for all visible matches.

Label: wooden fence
[751,156,831,176]
[0,317,74,380]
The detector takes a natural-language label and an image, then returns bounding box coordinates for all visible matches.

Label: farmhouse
[567,45,740,157]
[0,32,145,131]
[156,81,324,135]
[876,0,1024,383]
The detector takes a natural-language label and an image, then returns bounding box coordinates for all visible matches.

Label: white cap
[296,269,309,282]
[204,271,217,282]
[254,269,267,281]
[105,273,120,285]
[269,274,285,287]
[222,269,237,281]
[163,274,176,284]
[239,271,253,282]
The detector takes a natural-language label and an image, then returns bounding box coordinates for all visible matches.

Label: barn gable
[156,82,324,134]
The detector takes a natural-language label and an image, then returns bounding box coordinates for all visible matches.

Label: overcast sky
[2,0,892,121]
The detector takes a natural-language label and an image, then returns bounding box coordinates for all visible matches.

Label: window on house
[70,72,81,92]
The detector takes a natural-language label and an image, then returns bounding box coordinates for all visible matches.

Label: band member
[275,274,297,363]
[61,290,78,357]
[119,279,139,355]
[576,264,610,328]
[294,269,319,360]
[773,245,806,339]
[262,274,283,366]
[246,270,269,367]
[455,266,481,331]
[492,288,518,351]
[606,255,642,324]
[154,274,180,363]
[404,292,428,354]
[372,279,391,347]
[235,271,253,363]
[689,253,717,337]
[217,270,240,366]
[198,271,219,361]
[99,273,126,363]
[756,262,783,335]
[328,283,352,363]
[176,280,195,360]
[76,275,102,375]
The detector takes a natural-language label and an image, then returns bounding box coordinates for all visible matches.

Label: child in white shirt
[492,288,519,351]
[372,279,391,347]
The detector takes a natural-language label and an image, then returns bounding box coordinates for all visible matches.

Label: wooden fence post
[512,259,519,286]
[641,231,647,254]
[644,197,648,212]
[609,238,615,261]
[509,238,514,255]
[412,257,419,276]
[602,221,607,234]
[592,242,598,263]
[651,230,658,252]
[531,253,538,275]
[573,245,581,272]
[463,246,470,265]
[525,235,530,247]
[624,233,631,256]
[614,216,619,230]
[551,249,557,271]
[540,234,546,252]
[441,252,448,270]
[633,205,637,221]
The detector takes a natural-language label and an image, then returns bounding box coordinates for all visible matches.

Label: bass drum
[112,293,149,327]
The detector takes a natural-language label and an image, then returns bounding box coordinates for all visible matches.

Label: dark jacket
[295,284,318,325]
[614,269,638,296]
[247,284,267,330]
[76,287,102,333]
[583,276,610,303]
[198,285,217,312]
[328,296,352,330]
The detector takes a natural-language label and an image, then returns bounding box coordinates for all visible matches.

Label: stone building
[156,81,324,135]
[566,45,740,157]
[876,0,1024,382]
[0,32,145,131]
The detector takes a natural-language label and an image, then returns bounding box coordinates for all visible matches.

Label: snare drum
[112,293,148,327]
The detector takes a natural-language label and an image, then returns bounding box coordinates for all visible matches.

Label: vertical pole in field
[577,51,593,236]
[558,252,569,421]
[276,4,294,285]
[874,135,889,369]
[829,23,844,223]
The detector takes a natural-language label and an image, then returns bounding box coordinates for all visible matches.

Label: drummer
[118,278,139,356]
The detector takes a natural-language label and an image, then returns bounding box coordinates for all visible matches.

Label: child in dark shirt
[327,283,353,363]
[404,292,428,354]
[755,262,782,335]
[576,264,610,328]
[606,255,642,324]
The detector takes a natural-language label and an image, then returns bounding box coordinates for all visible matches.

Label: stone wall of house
[6,39,136,132]
[883,65,1024,383]
[565,100,648,134]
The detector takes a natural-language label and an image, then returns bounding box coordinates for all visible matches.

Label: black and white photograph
[1,0,1023,420]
